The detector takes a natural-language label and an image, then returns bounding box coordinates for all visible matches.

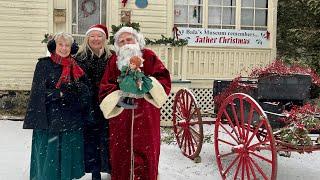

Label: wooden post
[180,46,188,81]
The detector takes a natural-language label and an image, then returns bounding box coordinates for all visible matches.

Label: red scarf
[50,53,85,88]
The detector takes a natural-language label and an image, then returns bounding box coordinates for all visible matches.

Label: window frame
[240,0,268,30]
[174,0,204,28]
[207,0,237,29]
[71,0,106,35]
[173,0,269,30]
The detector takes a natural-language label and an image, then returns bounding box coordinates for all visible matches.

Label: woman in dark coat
[23,32,91,180]
[75,24,111,180]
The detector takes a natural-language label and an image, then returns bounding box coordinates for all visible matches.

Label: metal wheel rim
[173,89,204,159]
[214,93,277,180]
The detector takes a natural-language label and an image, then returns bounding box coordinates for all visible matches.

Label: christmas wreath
[81,0,97,17]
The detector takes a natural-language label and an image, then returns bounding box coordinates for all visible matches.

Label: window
[72,0,106,35]
[174,0,268,30]
[241,0,268,30]
[174,0,203,28]
[208,0,236,29]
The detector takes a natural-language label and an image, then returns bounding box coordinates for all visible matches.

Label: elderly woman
[23,32,91,180]
[76,24,111,180]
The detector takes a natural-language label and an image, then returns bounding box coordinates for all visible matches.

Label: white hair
[54,32,74,45]
[114,27,145,53]
[116,43,142,70]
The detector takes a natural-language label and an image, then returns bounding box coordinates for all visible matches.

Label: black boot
[92,171,101,180]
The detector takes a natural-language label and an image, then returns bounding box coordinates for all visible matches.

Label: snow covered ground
[0,120,320,180]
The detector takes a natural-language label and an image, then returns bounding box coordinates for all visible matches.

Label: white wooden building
[0,0,278,123]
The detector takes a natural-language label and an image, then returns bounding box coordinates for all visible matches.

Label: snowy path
[0,120,320,180]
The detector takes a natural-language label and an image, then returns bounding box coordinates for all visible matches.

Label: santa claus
[99,27,171,180]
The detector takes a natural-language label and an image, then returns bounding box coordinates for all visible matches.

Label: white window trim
[173,0,270,30]
[68,0,107,36]
[174,1,204,27]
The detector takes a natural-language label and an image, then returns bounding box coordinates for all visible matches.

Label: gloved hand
[116,97,137,109]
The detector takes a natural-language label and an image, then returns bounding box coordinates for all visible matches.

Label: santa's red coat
[99,49,171,180]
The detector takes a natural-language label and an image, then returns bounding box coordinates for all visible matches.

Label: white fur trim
[100,90,124,119]
[144,77,168,108]
[114,27,145,51]
[86,27,106,36]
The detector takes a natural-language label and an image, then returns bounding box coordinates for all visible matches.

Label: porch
[147,45,273,126]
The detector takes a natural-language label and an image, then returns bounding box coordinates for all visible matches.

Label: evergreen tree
[277,0,320,73]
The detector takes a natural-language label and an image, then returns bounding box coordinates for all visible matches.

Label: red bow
[172,26,179,40]
[122,0,128,7]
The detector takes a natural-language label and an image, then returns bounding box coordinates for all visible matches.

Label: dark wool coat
[23,57,92,132]
[76,50,111,173]
[76,51,110,122]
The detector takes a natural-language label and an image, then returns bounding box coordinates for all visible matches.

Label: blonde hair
[77,34,110,58]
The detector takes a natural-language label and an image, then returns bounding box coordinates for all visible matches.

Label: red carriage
[172,73,320,180]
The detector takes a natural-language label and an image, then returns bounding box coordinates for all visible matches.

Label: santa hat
[114,26,145,51]
[86,24,108,39]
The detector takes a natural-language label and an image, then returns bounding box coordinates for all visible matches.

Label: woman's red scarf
[50,53,85,88]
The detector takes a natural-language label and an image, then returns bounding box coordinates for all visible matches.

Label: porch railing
[147,45,273,81]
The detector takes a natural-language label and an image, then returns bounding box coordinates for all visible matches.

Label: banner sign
[177,27,270,48]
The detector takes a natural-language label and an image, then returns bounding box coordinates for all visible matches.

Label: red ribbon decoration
[266,31,270,40]
[122,0,128,7]
[172,26,179,40]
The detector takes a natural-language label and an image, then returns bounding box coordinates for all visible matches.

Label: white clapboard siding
[118,0,168,40]
[0,0,49,90]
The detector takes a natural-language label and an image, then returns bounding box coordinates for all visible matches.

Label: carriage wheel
[214,93,277,180]
[172,89,204,160]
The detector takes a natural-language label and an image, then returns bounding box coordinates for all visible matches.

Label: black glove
[116,97,137,109]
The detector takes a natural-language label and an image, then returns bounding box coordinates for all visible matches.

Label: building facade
[0,0,278,123]
[0,0,278,90]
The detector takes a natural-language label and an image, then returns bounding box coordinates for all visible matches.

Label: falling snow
[0,120,320,179]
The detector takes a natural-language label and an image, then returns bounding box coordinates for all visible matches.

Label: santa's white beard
[116,43,142,70]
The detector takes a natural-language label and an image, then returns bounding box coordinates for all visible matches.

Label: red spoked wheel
[172,89,204,160]
[214,93,277,180]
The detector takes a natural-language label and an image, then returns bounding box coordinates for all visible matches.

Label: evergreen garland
[145,35,188,47]
[109,22,187,47]
[41,33,53,44]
